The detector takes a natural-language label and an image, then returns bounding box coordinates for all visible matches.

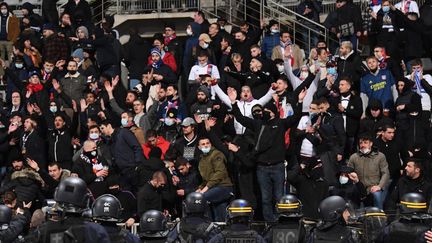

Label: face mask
[166,95,174,100]
[277,65,284,73]
[300,71,309,80]
[1,9,7,15]
[262,110,271,121]
[202,43,209,49]
[339,176,349,184]
[327,67,337,76]
[369,68,378,73]
[49,106,57,113]
[186,28,193,36]
[220,26,224,30]
[45,68,53,73]
[121,118,129,127]
[360,148,371,155]
[200,146,211,154]
[68,70,77,75]
[85,150,98,159]
[252,112,263,120]
[89,133,99,140]
[164,118,175,126]
[271,28,279,34]
[199,62,208,67]
[15,63,23,69]
[382,6,390,13]
[309,112,318,123]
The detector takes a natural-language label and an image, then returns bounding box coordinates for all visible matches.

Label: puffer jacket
[1,168,44,205]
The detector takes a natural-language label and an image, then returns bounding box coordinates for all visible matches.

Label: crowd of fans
[0,0,432,240]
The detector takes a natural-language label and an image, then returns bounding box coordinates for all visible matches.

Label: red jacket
[148,51,177,73]
[142,136,170,159]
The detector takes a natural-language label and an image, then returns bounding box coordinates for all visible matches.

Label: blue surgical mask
[89,133,99,140]
[327,67,337,76]
[164,118,175,126]
[121,118,129,127]
[382,6,390,13]
[15,63,23,69]
[200,147,211,154]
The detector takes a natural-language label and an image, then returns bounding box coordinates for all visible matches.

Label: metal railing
[201,0,336,53]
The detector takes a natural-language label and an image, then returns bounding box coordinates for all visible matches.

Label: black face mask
[166,95,174,100]
[69,70,77,75]
[262,110,271,121]
[84,150,98,159]
[369,68,378,73]
[252,111,263,120]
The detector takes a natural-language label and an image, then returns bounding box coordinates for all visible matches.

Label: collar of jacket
[340,50,354,60]
[64,72,81,78]
[357,150,377,157]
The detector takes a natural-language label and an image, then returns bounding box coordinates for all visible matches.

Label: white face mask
[200,147,211,154]
[339,176,349,184]
[49,106,57,113]
[1,9,7,15]
[277,65,284,73]
[89,133,99,140]
[164,118,175,126]
[300,71,309,81]
[271,28,279,34]
[186,28,193,36]
[202,43,209,49]
[199,62,208,67]
[360,148,371,155]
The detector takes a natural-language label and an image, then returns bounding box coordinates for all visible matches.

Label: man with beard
[386,159,432,210]
[158,84,186,123]
[20,116,46,169]
[190,85,213,121]
[27,160,71,198]
[348,134,390,209]
[0,154,44,209]
[47,113,77,170]
[167,118,201,166]
[230,88,307,221]
[137,171,167,217]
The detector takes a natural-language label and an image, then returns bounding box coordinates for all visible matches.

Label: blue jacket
[183,22,201,72]
[261,32,280,58]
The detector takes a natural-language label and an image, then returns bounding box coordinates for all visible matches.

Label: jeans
[372,190,384,209]
[203,186,233,222]
[257,162,285,222]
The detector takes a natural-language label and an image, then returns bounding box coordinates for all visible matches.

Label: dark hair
[121,111,134,118]
[175,157,190,167]
[280,29,290,35]
[410,58,423,67]
[167,84,178,91]
[198,137,210,143]
[100,120,112,126]
[250,44,260,50]
[316,97,329,105]
[210,23,220,31]
[339,77,352,86]
[146,129,158,140]
[48,162,63,169]
[358,133,373,142]
[382,124,395,132]
[317,47,327,56]
[198,51,209,58]
[88,125,100,132]
[196,10,206,19]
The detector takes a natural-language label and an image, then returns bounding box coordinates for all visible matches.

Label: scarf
[414,71,423,96]
[402,0,411,13]
[164,34,177,46]
[27,83,43,93]
[371,0,382,6]
[152,59,163,69]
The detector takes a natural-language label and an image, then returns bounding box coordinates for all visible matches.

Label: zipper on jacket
[54,133,58,162]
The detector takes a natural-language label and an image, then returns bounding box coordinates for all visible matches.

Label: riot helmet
[183,192,208,215]
[276,194,303,218]
[360,207,387,242]
[92,194,122,222]
[0,205,12,225]
[399,192,427,214]
[139,210,167,236]
[318,196,348,222]
[227,199,253,220]
[54,177,90,213]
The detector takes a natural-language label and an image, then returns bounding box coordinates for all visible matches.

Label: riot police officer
[30,177,110,242]
[139,210,170,242]
[381,192,431,243]
[356,207,387,243]
[264,194,306,243]
[307,195,356,242]
[0,203,31,242]
[208,199,266,243]
[167,192,219,242]
[92,194,141,243]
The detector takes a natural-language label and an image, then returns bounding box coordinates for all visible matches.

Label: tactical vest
[108,228,129,243]
[313,226,352,243]
[40,218,87,243]
[177,218,215,243]
[387,220,430,243]
[271,223,300,243]
[222,229,258,243]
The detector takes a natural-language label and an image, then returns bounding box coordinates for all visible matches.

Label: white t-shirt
[188,64,220,83]
[395,0,420,16]
[297,116,316,157]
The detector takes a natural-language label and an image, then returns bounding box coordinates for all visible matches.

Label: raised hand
[104,81,114,93]
[112,75,120,87]
[298,88,307,102]
[52,79,61,92]
[26,158,39,171]
[26,102,34,114]
[227,87,237,103]
[72,100,78,112]
[80,99,88,111]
